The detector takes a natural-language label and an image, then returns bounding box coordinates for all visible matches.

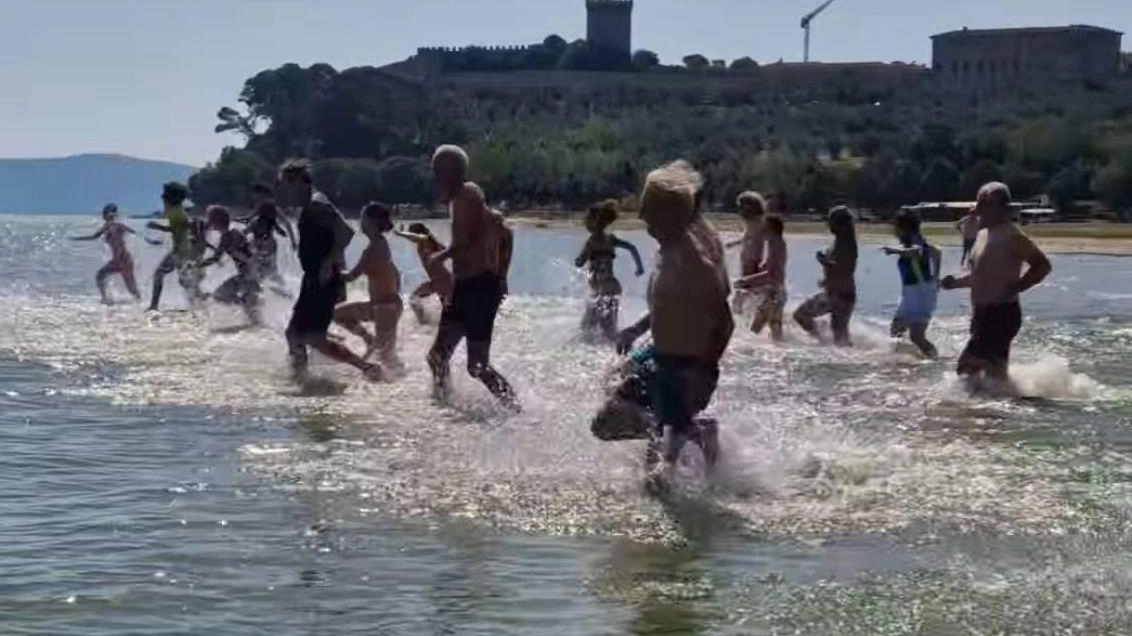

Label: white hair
[978,181,1012,206]
[641,160,701,226]
[432,144,469,172]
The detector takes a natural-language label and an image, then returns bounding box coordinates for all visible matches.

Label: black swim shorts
[440,271,504,343]
[287,273,345,339]
[959,301,1022,374]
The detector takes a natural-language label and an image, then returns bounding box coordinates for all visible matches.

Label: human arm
[122,224,163,245]
[146,220,170,233]
[930,245,942,286]
[725,238,743,249]
[343,247,371,284]
[1008,233,1052,295]
[394,229,428,245]
[616,314,652,355]
[940,272,972,290]
[734,270,772,288]
[498,224,514,295]
[613,236,645,276]
[71,223,107,241]
[574,238,592,268]
[882,245,921,257]
[278,218,297,250]
[199,235,228,268]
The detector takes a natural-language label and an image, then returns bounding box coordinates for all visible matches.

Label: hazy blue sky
[1,0,1128,167]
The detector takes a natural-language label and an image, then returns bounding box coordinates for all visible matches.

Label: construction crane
[801,0,837,63]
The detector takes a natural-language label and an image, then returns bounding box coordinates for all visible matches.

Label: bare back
[103,221,129,258]
[969,223,1040,306]
[449,183,493,280]
[362,237,400,302]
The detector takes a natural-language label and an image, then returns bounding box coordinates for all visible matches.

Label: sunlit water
[4,214,1132,634]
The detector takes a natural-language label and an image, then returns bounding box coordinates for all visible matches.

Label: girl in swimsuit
[395,222,454,325]
[575,200,645,343]
[201,205,263,325]
[244,201,296,288]
[71,203,160,303]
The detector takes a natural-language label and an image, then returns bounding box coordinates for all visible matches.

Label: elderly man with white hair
[941,181,1052,384]
[426,144,518,410]
[610,160,734,484]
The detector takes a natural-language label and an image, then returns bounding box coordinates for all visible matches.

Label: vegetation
[191,59,1132,218]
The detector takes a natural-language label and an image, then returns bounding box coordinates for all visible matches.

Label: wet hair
[736,191,767,219]
[431,145,469,173]
[586,199,619,230]
[278,158,313,184]
[251,181,274,196]
[206,204,231,228]
[161,181,189,205]
[763,214,784,236]
[894,209,922,236]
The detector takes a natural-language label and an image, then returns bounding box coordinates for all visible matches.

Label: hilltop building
[932,25,1123,88]
[586,0,633,66]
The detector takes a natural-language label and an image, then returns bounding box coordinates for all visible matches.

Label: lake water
[4,214,1132,635]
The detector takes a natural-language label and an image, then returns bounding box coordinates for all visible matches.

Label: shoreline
[504,214,1132,256]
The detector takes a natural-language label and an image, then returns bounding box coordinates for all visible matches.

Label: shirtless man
[427,145,518,409]
[794,206,858,345]
[277,159,382,381]
[147,182,201,311]
[726,191,767,315]
[611,160,734,482]
[70,203,160,303]
[942,182,1052,383]
[957,208,980,267]
[333,202,402,372]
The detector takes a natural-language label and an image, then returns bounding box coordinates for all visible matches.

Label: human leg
[333,301,376,349]
[794,292,831,340]
[463,274,517,407]
[909,322,938,359]
[95,262,114,303]
[830,293,855,346]
[148,253,175,310]
[370,298,404,367]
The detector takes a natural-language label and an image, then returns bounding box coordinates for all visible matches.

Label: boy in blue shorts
[883,210,941,358]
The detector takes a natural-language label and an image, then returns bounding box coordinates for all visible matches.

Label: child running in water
[333,203,403,373]
[794,206,858,346]
[734,215,788,341]
[200,205,262,325]
[71,203,160,303]
[395,222,453,325]
[244,199,296,291]
[726,191,768,315]
[575,200,645,342]
[884,210,941,358]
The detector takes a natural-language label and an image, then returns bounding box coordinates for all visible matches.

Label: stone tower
[586,0,633,66]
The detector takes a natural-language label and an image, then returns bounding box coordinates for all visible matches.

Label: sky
[1,0,1129,167]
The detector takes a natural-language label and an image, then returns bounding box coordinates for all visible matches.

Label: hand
[882,247,896,255]
[815,251,825,263]
[146,221,161,231]
[635,267,645,277]
[940,275,957,290]
[146,238,163,246]
[615,328,639,356]
[318,259,338,286]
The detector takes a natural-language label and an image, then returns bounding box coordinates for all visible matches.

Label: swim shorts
[288,273,345,339]
[894,281,938,324]
[959,301,1022,374]
[440,271,504,343]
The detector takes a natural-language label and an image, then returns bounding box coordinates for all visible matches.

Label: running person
[395,222,454,325]
[734,215,787,341]
[147,182,202,311]
[333,202,403,372]
[942,182,1052,384]
[884,210,942,358]
[726,191,768,315]
[277,160,382,381]
[794,206,859,346]
[244,199,296,289]
[70,203,159,303]
[426,145,518,409]
[957,208,980,267]
[200,205,262,326]
[575,199,645,342]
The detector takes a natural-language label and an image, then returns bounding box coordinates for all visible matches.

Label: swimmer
[575,199,645,342]
[957,207,980,267]
[613,160,733,483]
[726,191,768,315]
[244,195,296,291]
[734,215,787,341]
[200,205,262,326]
[277,159,383,382]
[332,202,402,373]
[794,206,858,346]
[147,182,204,311]
[70,203,160,303]
[942,182,1051,384]
[426,145,519,409]
[394,222,454,324]
[883,210,941,358]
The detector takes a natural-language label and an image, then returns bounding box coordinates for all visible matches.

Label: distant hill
[0,154,197,215]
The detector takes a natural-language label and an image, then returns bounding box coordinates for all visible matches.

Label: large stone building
[586,0,633,65]
[932,25,1123,87]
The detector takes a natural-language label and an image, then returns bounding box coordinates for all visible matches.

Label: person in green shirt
[147,181,205,311]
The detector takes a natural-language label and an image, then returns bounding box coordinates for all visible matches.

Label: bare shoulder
[458,182,486,205]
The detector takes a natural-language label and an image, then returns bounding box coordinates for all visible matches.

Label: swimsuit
[441,271,504,343]
[959,301,1022,374]
[894,237,938,325]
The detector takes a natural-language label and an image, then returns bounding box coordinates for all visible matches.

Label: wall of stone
[932,27,1122,89]
[586,0,633,60]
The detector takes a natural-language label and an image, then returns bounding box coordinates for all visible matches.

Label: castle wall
[932,27,1122,89]
[586,0,632,63]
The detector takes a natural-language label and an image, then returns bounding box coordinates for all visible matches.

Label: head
[255,201,279,222]
[251,181,275,207]
[585,199,619,234]
[276,159,314,209]
[974,181,1011,227]
[639,160,702,244]
[101,203,119,222]
[893,209,921,241]
[206,205,231,231]
[360,202,394,236]
[736,191,767,223]
[161,182,189,209]
[432,145,469,203]
[827,205,856,238]
[763,214,784,238]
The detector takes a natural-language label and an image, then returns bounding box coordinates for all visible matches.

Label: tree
[682,54,710,70]
[711,59,727,69]
[1092,140,1132,214]
[542,34,568,53]
[214,106,258,141]
[1045,162,1093,212]
[959,160,1003,199]
[730,56,759,70]
[919,157,960,202]
[188,147,275,207]
[632,49,660,71]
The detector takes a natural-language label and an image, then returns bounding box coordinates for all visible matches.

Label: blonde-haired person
[575,199,645,342]
[727,190,769,314]
[610,161,734,484]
